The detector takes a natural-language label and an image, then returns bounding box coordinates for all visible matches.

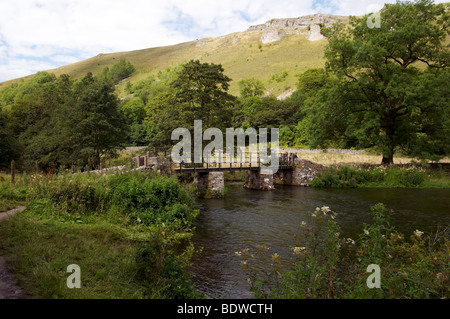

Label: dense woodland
[0,0,448,171]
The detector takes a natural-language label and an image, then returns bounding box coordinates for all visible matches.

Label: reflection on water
[189,183,450,299]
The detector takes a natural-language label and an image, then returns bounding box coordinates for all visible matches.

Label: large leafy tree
[0,108,19,169]
[314,0,449,164]
[171,60,236,130]
[71,73,128,169]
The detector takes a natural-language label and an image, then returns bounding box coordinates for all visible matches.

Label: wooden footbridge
[133,149,321,196]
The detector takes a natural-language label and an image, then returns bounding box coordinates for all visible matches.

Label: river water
[189,183,450,299]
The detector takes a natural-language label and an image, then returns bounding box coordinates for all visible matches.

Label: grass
[280,148,450,166]
[0,174,27,212]
[0,213,145,299]
[0,171,202,299]
[100,147,148,169]
[310,165,450,188]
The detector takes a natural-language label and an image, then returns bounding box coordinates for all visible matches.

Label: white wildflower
[346,238,356,245]
[364,229,370,235]
[321,206,331,213]
[292,247,306,256]
[414,230,424,238]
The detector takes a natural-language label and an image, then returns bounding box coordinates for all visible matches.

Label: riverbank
[0,171,202,299]
[310,165,450,188]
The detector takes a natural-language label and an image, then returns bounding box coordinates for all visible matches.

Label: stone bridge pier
[244,170,275,191]
[194,172,225,198]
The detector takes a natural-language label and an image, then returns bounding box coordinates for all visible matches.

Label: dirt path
[0,206,29,299]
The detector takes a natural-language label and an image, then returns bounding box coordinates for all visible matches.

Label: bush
[107,172,197,228]
[25,171,198,229]
[310,166,427,188]
[135,226,201,299]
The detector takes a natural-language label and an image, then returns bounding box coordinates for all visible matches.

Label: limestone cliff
[246,13,346,43]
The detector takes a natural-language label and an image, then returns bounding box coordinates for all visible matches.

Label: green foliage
[106,172,198,228]
[135,226,201,298]
[310,166,427,188]
[26,171,198,229]
[100,59,135,84]
[279,125,295,147]
[0,171,201,299]
[296,68,327,95]
[238,77,265,98]
[145,60,237,148]
[72,73,128,169]
[271,70,289,83]
[0,108,19,169]
[3,72,127,171]
[234,96,300,130]
[313,0,450,164]
[0,72,56,107]
[171,60,236,129]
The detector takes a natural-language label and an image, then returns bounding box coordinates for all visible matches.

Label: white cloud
[0,0,448,82]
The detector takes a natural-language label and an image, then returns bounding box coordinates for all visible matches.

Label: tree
[98,59,135,84]
[238,77,266,98]
[171,60,236,130]
[0,108,19,169]
[296,69,328,96]
[71,73,128,169]
[108,59,135,83]
[239,96,300,129]
[121,97,149,146]
[316,0,449,164]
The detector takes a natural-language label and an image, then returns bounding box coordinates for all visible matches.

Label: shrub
[24,171,198,229]
[107,172,197,228]
[135,226,201,299]
[310,166,427,188]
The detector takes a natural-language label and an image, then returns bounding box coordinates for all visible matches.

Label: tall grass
[0,170,202,299]
[310,166,448,188]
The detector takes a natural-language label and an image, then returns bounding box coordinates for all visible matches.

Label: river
[189,183,450,299]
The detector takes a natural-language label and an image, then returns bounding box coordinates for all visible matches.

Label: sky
[0,0,447,82]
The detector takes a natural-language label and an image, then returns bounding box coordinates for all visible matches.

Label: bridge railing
[134,148,300,171]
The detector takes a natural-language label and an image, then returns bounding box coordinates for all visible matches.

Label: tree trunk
[381,139,395,165]
[382,154,394,165]
[382,119,395,165]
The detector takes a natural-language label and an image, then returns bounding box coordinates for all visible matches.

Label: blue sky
[0,0,447,82]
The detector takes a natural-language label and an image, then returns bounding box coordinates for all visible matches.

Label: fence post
[11,160,15,184]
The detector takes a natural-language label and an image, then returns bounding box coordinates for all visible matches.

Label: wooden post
[11,160,15,184]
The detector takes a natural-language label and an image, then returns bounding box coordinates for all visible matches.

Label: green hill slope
[0,14,347,97]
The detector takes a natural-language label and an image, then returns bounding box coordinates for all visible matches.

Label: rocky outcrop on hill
[247,13,346,43]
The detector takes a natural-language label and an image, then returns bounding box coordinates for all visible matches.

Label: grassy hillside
[0,26,330,98]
